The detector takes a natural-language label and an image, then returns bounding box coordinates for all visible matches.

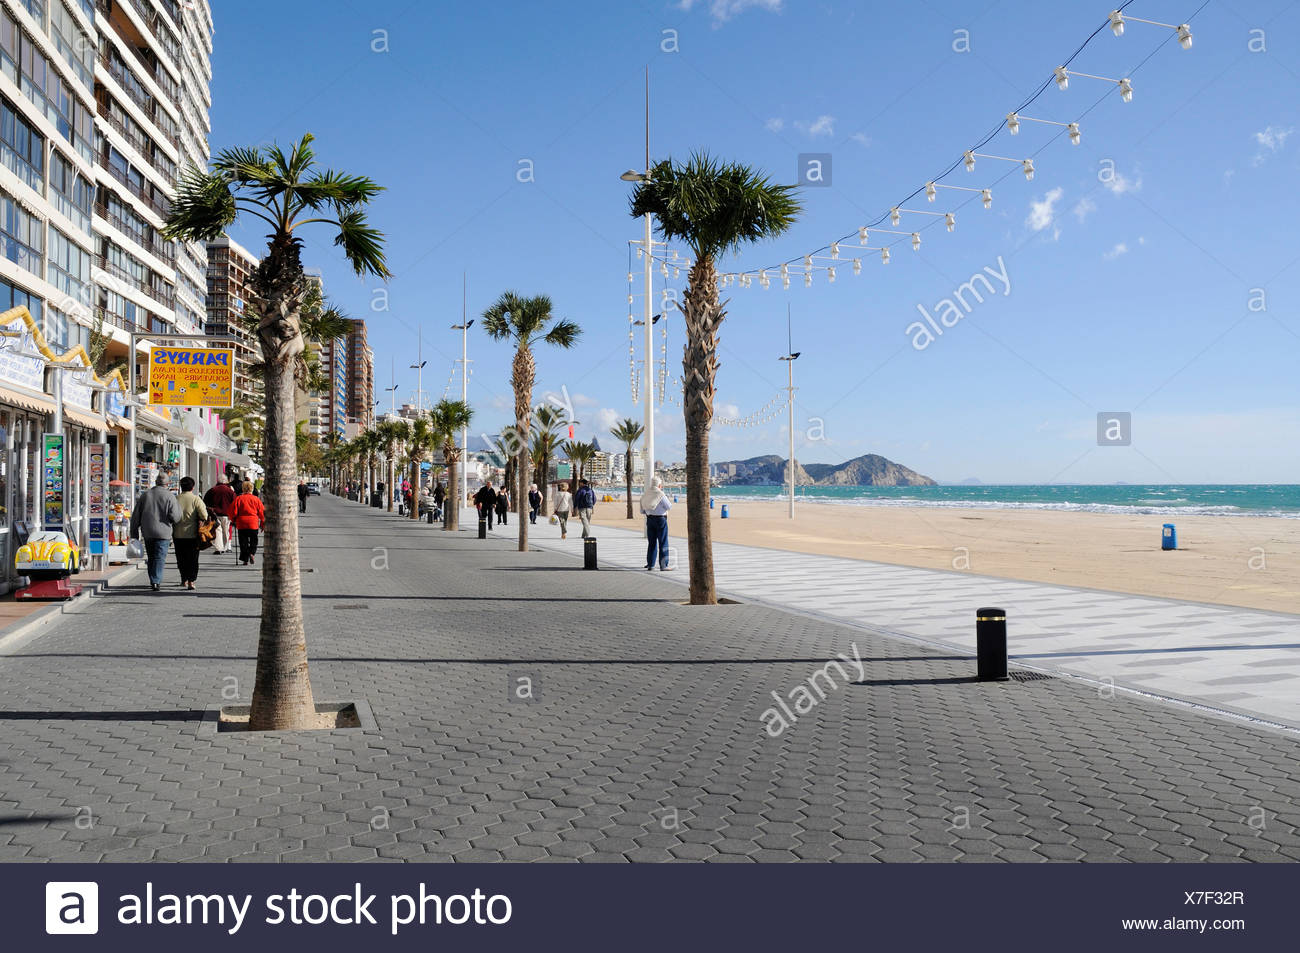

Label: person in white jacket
[554,482,573,539]
[639,475,672,570]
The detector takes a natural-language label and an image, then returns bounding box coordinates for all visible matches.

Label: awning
[0,383,56,415]
[207,447,254,468]
[62,406,106,430]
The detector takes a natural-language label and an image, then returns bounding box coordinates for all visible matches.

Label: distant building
[205,236,261,410]
[346,321,374,430]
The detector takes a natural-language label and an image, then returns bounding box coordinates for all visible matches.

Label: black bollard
[583,537,598,570]
[478,517,487,539]
[427,509,434,524]
[976,607,1009,681]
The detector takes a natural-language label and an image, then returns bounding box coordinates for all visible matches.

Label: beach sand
[591,499,1300,614]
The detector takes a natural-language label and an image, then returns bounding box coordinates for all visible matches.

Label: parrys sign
[147,346,234,408]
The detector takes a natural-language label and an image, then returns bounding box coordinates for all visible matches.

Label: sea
[678,484,1300,519]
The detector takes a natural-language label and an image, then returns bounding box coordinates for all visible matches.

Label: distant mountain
[713,453,935,487]
[959,477,983,486]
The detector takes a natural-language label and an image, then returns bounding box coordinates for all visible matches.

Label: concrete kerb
[0,560,144,654]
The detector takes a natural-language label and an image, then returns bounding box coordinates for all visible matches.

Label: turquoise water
[687,484,1300,518]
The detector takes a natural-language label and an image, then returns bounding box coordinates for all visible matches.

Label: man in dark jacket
[297,480,309,513]
[574,479,597,538]
[473,481,497,530]
[528,483,542,524]
[131,474,181,590]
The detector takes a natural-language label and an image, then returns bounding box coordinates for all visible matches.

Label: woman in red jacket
[229,481,266,565]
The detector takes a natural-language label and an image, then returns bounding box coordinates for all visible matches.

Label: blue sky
[211,0,1299,484]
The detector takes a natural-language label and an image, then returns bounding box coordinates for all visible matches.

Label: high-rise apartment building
[320,331,347,437]
[204,234,260,408]
[0,0,214,373]
[345,319,373,431]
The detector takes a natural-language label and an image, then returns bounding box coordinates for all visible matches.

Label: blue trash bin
[721,504,729,519]
[709,497,714,509]
[1162,523,1177,550]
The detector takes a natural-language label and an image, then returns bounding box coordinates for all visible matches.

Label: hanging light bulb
[804,273,811,287]
[911,232,921,251]
[627,294,634,303]
[780,263,789,279]
[803,255,812,269]
[890,207,901,225]
[1006,112,1021,135]
[1068,122,1081,145]
[964,150,975,172]
[660,262,669,276]
[881,247,890,264]
[1022,158,1035,180]
[760,269,768,282]
[627,272,634,282]
[830,242,840,259]
[981,188,992,209]
[1118,77,1133,102]
[1177,24,1192,49]
[944,212,955,232]
[1109,10,1124,36]
[859,226,869,244]
[1054,66,1069,90]
[827,266,836,283]
[925,181,937,202]
[782,276,790,290]
[637,246,644,259]
[852,258,861,275]
[673,268,680,279]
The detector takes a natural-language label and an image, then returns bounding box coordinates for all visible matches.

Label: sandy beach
[592,499,1300,614]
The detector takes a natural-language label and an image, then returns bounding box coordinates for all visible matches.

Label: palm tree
[482,293,580,551]
[375,418,404,512]
[563,440,595,483]
[429,399,474,530]
[629,153,800,604]
[531,404,568,515]
[609,418,644,519]
[493,426,521,505]
[164,133,390,729]
[407,414,437,519]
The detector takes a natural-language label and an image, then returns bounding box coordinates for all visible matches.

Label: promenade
[519,507,1300,730]
[0,493,1297,862]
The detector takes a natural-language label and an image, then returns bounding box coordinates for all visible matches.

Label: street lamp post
[779,307,800,520]
[452,281,474,518]
[621,67,655,493]
[410,327,427,414]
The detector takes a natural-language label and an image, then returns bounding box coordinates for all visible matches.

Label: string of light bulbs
[626,2,1202,295]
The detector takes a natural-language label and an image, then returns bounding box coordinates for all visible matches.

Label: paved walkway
[0,494,1297,862]
[511,507,1300,730]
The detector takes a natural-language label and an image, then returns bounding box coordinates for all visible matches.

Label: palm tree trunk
[447,455,459,531]
[410,459,420,520]
[683,255,721,605]
[625,458,634,519]
[512,346,534,552]
[247,244,316,730]
[387,456,394,511]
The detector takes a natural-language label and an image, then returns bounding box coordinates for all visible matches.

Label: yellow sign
[147,346,235,408]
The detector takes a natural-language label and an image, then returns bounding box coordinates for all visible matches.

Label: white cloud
[570,392,598,408]
[1103,242,1128,260]
[1026,187,1064,232]
[678,0,782,25]
[1072,197,1096,223]
[1103,171,1141,194]
[764,117,784,133]
[1252,125,1293,165]
[849,132,871,147]
[719,402,740,418]
[596,407,620,432]
[794,115,835,137]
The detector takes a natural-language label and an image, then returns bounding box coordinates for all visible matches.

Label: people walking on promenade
[433,481,445,513]
[574,479,596,538]
[173,476,209,591]
[495,487,510,527]
[130,473,181,591]
[230,481,265,565]
[474,480,498,530]
[297,479,309,513]
[640,475,673,571]
[203,474,235,554]
[554,482,573,540]
[528,483,541,524]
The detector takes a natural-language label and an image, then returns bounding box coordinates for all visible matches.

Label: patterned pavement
[0,494,1297,863]
[519,507,1300,729]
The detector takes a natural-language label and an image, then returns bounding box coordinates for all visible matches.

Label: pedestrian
[129,473,181,591]
[554,482,572,540]
[230,480,266,565]
[528,483,541,524]
[574,478,596,539]
[640,475,672,571]
[172,476,209,591]
[474,480,497,530]
[495,486,509,526]
[433,481,445,511]
[203,473,236,554]
[297,479,309,513]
